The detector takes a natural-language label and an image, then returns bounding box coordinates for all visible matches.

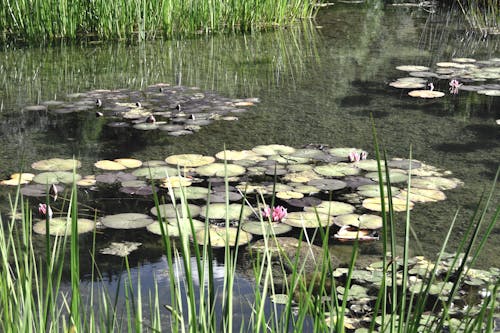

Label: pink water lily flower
[348,151,367,163]
[449,79,462,94]
[38,203,53,219]
[262,205,287,222]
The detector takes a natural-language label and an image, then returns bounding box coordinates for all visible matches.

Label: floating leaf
[200,203,253,220]
[357,184,400,197]
[411,177,462,190]
[165,154,215,167]
[269,294,290,305]
[114,158,143,168]
[150,203,201,219]
[276,191,304,200]
[365,171,407,183]
[32,158,81,171]
[1,173,35,185]
[396,65,431,72]
[307,178,347,191]
[195,163,246,177]
[171,186,210,200]
[33,217,95,236]
[132,166,179,179]
[389,80,426,89]
[285,196,322,208]
[215,150,263,161]
[408,90,445,98]
[355,159,386,172]
[362,197,414,212]
[146,218,205,236]
[100,242,141,257]
[159,176,192,188]
[33,172,81,185]
[241,221,292,235]
[398,188,446,203]
[334,214,383,229]
[101,213,153,229]
[20,184,64,197]
[314,163,360,177]
[252,144,295,156]
[282,211,334,228]
[77,176,96,187]
[194,226,252,248]
[334,226,378,242]
[96,172,137,184]
[94,160,127,171]
[304,201,355,216]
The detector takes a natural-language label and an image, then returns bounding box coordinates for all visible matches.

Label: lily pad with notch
[304,200,355,216]
[334,214,383,230]
[200,203,253,221]
[241,221,292,235]
[194,225,253,248]
[101,213,154,229]
[33,217,95,236]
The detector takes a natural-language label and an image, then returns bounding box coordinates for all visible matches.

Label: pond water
[0,2,499,328]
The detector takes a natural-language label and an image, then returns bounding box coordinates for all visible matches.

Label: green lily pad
[328,147,363,159]
[365,171,407,183]
[165,154,215,167]
[200,203,253,221]
[411,177,462,190]
[195,163,246,177]
[159,176,192,188]
[396,65,431,72]
[150,203,201,219]
[33,171,82,185]
[241,221,292,235]
[252,144,296,156]
[94,160,127,171]
[146,218,205,236]
[307,178,347,191]
[101,213,153,229]
[267,154,310,165]
[314,163,360,177]
[100,241,141,257]
[355,159,386,172]
[33,217,95,236]
[389,80,426,89]
[215,149,263,161]
[132,166,179,179]
[335,214,383,229]
[397,188,446,203]
[304,201,355,216]
[269,294,290,305]
[357,184,400,197]
[171,186,210,200]
[194,226,252,248]
[362,197,414,212]
[32,158,81,171]
[282,211,334,228]
[408,90,445,98]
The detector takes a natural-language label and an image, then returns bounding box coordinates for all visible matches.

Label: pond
[0,2,499,329]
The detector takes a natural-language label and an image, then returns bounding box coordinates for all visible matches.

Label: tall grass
[0,0,319,43]
[0,143,498,331]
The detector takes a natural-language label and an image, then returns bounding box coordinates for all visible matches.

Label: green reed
[0,0,318,43]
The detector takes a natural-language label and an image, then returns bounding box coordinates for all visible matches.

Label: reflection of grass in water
[0,0,318,42]
[457,0,500,36]
[0,21,319,104]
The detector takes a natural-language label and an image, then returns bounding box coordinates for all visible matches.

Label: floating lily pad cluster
[22,83,259,136]
[391,58,500,98]
[2,144,463,250]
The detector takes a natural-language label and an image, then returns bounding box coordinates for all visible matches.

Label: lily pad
[120,185,156,196]
[285,196,322,208]
[304,201,355,216]
[334,214,383,229]
[200,203,253,221]
[282,211,334,228]
[159,176,193,188]
[165,154,215,167]
[101,213,153,229]
[241,221,292,235]
[355,159,386,172]
[389,80,426,89]
[146,218,205,236]
[362,197,414,212]
[307,178,347,191]
[77,176,96,187]
[132,166,179,179]
[365,171,407,183]
[94,160,127,171]
[194,226,253,248]
[150,203,202,219]
[396,65,431,72]
[100,241,141,257]
[1,173,35,185]
[195,163,246,177]
[334,226,378,242]
[408,90,445,98]
[33,171,81,185]
[215,150,262,161]
[411,177,462,190]
[397,188,446,203]
[20,184,64,197]
[113,158,143,168]
[171,186,210,200]
[32,158,81,171]
[33,217,95,236]
[314,163,360,177]
[276,190,304,200]
[96,172,137,184]
[252,144,296,156]
[357,184,400,197]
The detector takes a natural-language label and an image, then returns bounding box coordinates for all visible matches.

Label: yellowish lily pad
[165,154,215,167]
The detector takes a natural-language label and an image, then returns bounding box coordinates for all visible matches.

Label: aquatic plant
[457,0,500,36]
[0,0,319,43]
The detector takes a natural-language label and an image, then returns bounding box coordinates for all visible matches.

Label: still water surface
[0,3,499,325]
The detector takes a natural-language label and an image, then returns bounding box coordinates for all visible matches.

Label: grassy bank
[457,0,500,36]
[0,0,318,43]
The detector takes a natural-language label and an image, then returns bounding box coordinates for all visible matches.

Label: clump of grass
[0,0,319,43]
[457,0,500,36]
